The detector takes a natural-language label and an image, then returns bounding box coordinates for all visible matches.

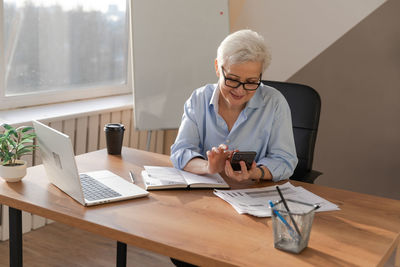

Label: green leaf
[8,139,16,148]
[0,124,34,163]
[21,126,34,133]
[3,154,13,164]
[8,129,18,138]
[1,140,10,147]
[15,148,34,156]
[17,144,37,151]
[2,124,13,131]
[4,130,11,139]
[20,139,34,144]
[21,133,36,140]
[18,145,37,151]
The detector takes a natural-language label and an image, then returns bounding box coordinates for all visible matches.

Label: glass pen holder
[271,199,319,253]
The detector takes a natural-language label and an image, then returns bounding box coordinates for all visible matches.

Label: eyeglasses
[221,66,262,91]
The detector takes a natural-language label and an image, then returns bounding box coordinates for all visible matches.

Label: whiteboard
[131,0,229,130]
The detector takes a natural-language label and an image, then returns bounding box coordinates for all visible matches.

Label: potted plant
[0,124,37,182]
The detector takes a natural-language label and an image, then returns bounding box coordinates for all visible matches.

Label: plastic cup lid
[104,123,125,131]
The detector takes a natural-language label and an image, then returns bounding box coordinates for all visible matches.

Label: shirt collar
[209,84,220,112]
[246,85,264,109]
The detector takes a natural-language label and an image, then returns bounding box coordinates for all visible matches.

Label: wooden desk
[1,148,400,266]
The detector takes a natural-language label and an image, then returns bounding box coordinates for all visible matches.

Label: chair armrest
[290,170,322,184]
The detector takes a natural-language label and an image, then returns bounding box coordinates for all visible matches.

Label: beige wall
[230,0,400,199]
[289,0,400,199]
[229,0,386,81]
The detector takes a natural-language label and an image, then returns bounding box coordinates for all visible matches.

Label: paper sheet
[214,182,340,217]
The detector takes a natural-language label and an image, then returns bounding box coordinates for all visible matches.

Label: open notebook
[141,166,230,190]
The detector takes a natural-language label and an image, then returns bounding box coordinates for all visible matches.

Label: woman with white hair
[170,29,297,183]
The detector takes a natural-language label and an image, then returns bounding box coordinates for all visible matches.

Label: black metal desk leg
[9,207,23,267]
[116,241,127,267]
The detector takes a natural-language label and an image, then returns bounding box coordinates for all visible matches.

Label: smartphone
[230,151,257,171]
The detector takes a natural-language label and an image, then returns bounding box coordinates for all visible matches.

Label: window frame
[0,0,132,111]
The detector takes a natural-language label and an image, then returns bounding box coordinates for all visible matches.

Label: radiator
[0,108,177,241]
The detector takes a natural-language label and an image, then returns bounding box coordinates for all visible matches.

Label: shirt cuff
[257,158,294,182]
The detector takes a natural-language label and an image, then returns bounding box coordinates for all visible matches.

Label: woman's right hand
[206,144,230,174]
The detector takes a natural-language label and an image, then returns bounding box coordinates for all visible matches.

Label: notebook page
[180,170,226,186]
[143,166,186,184]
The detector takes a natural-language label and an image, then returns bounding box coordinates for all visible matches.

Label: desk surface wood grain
[1,148,399,266]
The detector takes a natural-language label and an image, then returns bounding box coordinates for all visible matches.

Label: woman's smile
[230,90,245,100]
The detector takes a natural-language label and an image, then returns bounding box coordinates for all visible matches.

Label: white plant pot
[0,160,27,182]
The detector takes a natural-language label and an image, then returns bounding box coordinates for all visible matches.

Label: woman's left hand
[224,159,257,182]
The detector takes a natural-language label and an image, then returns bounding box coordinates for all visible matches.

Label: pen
[129,171,135,184]
[276,186,302,238]
[269,200,300,241]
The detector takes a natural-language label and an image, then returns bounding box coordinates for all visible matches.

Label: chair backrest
[262,80,321,181]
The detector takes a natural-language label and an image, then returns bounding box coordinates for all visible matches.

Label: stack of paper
[214,182,340,217]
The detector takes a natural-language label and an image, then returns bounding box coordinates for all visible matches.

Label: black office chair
[262,80,322,184]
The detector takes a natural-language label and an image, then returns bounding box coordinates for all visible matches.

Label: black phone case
[230,151,256,171]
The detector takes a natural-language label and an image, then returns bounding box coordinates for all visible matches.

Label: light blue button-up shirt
[170,83,298,181]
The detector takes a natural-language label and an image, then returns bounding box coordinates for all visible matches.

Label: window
[0,0,131,110]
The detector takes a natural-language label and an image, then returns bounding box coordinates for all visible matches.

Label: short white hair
[217,29,271,71]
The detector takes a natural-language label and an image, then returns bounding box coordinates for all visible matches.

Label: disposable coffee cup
[271,199,318,253]
[104,123,125,155]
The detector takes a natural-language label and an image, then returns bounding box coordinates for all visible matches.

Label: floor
[0,222,175,267]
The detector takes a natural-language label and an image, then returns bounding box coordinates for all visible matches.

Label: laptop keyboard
[79,174,122,201]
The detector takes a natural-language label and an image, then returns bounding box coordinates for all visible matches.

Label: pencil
[276,186,302,238]
[129,171,136,184]
[268,200,299,241]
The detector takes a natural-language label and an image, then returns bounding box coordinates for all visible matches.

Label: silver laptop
[32,120,149,206]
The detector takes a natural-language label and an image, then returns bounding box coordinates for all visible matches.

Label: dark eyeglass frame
[221,66,262,91]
